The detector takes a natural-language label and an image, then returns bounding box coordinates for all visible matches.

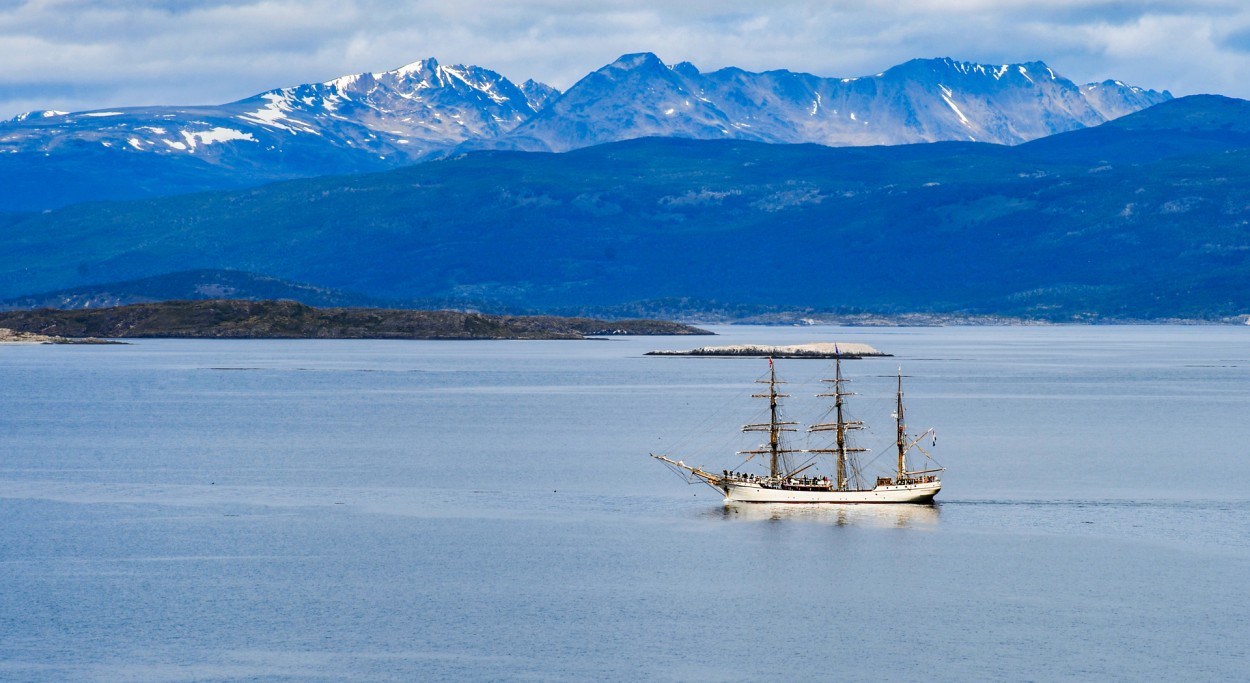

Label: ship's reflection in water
[717,502,940,528]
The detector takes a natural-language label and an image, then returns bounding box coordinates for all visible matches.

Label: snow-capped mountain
[1080,79,1173,120]
[235,58,549,159]
[496,54,1172,152]
[0,53,1171,211]
[1,58,547,170]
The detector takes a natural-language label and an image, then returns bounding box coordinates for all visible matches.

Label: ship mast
[895,368,907,481]
[810,354,866,490]
[741,359,799,479]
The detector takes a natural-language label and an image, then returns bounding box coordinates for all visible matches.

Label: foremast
[809,353,867,490]
[740,359,801,479]
[650,358,805,492]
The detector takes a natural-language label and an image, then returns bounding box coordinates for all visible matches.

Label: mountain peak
[521,79,560,111]
[606,52,666,72]
[390,57,440,78]
[672,61,701,78]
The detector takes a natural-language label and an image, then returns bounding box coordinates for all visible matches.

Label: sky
[2,0,1250,120]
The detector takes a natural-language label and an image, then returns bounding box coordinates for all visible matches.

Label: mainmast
[810,354,866,490]
[741,359,799,479]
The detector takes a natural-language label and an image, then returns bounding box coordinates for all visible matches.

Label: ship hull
[723,480,940,504]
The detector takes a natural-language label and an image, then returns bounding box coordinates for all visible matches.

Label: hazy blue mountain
[1019,93,1250,163]
[0,269,386,311]
[2,95,1247,321]
[0,54,1168,211]
[493,54,1171,152]
[1080,79,1176,119]
[520,79,561,111]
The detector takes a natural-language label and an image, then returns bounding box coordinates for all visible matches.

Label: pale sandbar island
[0,327,122,345]
[646,342,888,358]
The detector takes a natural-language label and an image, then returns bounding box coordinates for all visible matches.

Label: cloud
[1,0,1250,119]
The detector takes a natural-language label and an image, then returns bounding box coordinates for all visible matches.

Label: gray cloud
[2,0,1249,119]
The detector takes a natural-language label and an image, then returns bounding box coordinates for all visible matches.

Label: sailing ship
[652,355,943,504]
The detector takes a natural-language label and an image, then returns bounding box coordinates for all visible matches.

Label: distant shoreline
[0,300,711,341]
[668,313,1250,327]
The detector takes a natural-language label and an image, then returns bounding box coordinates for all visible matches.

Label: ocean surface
[2,325,1248,682]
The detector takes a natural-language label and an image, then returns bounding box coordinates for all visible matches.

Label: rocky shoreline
[0,300,711,340]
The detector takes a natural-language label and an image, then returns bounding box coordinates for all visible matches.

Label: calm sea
[2,326,1248,682]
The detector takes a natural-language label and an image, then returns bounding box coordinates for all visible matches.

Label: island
[0,300,711,340]
[646,342,888,358]
[0,327,123,345]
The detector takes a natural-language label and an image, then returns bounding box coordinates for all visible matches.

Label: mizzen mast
[891,368,945,484]
[895,368,907,480]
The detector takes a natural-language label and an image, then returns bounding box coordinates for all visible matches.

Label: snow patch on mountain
[180,128,256,150]
[240,92,321,135]
[7,110,68,123]
[941,93,971,127]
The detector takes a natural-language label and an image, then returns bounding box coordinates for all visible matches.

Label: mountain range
[487,54,1167,152]
[0,53,1168,211]
[4,94,1249,322]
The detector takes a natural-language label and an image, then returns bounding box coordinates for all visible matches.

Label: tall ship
[652,355,943,504]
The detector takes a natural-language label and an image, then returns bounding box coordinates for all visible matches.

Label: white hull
[723,501,941,526]
[723,479,940,504]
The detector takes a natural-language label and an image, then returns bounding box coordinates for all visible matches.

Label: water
[2,326,1248,681]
